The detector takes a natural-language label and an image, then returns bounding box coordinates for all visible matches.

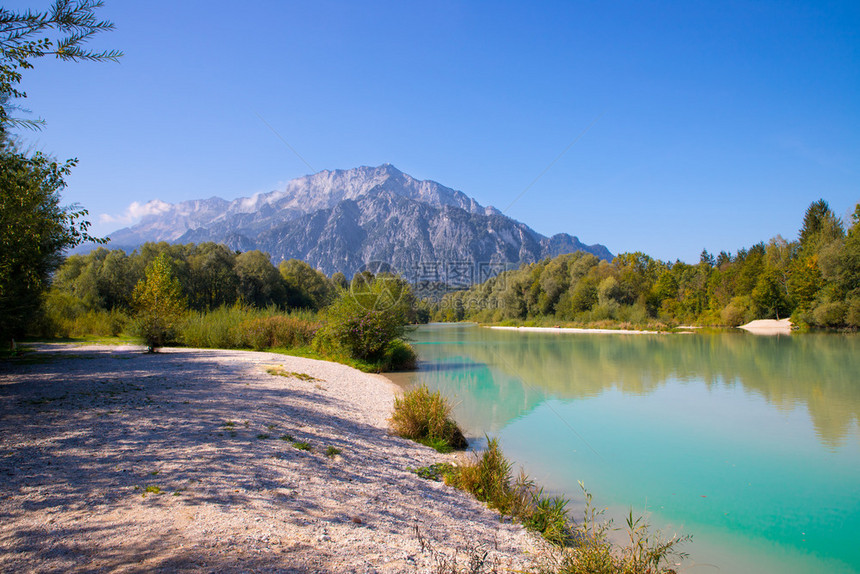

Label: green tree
[0,1,119,345]
[234,251,285,307]
[0,150,102,344]
[331,271,348,290]
[131,253,186,352]
[799,199,844,255]
[752,271,791,319]
[563,276,598,316]
[787,256,822,312]
[278,258,334,310]
[187,243,238,310]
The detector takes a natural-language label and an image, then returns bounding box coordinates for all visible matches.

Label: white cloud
[99,199,173,225]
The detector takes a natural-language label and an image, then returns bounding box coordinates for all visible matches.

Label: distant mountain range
[107,164,612,282]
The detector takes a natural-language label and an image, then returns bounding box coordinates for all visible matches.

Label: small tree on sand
[132,253,186,352]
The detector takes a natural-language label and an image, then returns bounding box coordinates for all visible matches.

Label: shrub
[812,300,847,327]
[35,290,130,339]
[390,384,467,452]
[721,297,752,327]
[447,438,572,545]
[525,490,573,547]
[846,298,860,328]
[316,298,406,361]
[449,437,516,511]
[314,274,415,363]
[132,253,186,351]
[181,306,249,349]
[381,338,418,371]
[180,306,321,350]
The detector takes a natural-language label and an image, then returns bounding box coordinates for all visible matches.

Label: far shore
[487,320,793,336]
[487,325,673,335]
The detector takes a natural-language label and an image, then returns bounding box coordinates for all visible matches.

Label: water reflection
[404,325,860,448]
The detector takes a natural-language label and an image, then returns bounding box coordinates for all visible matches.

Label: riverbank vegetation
[9,198,858,362]
[393,388,689,572]
[27,242,416,371]
[410,436,689,573]
[390,384,467,452]
[436,200,860,331]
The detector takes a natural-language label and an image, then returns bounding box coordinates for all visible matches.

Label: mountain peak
[105,165,612,276]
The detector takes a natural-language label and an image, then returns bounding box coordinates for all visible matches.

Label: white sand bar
[738,318,793,335]
[489,325,659,335]
[0,344,541,573]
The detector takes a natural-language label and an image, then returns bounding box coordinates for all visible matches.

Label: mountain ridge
[106,164,612,279]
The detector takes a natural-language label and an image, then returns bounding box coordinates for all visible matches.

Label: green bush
[846,298,860,328]
[390,384,467,452]
[180,306,321,350]
[381,338,417,371]
[314,280,411,362]
[450,437,516,511]
[812,300,847,327]
[721,296,752,327]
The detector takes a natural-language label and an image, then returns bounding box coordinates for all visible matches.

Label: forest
[18,199,860,346]
[436,200,860,330]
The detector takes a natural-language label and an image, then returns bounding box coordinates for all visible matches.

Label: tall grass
[391,384,467,452]
[38,308,130,338]
[444,439,690,572]
[445,437,571,546]
[180,305,321,350]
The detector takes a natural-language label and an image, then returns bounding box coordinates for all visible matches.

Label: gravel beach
[0,344,542,573]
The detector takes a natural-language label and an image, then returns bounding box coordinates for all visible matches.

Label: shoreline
[738,318,793,335]
[488,325,669,335]
[0,343,542,572]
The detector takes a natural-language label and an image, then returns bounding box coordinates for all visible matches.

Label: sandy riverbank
[488,325,663,335]
[0,344,542,573]
[738,318,793,335]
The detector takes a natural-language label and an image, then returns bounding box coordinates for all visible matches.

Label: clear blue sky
[10,0,860,263]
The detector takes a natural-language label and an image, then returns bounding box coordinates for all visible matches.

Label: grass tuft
[390,384,467,452]
[265,366,321,381]
[411,462,456,482]
[446,440,691,572]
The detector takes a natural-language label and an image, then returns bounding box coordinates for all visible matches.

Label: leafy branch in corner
[0,0,122,131]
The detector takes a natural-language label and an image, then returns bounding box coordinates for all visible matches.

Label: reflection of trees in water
[413,328,860,448]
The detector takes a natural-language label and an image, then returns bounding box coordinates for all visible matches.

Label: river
[389,323,860,574]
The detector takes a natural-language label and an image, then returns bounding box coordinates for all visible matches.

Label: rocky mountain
[107,164,612,281]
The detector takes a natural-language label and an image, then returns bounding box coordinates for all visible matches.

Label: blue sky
[10,0,860,263]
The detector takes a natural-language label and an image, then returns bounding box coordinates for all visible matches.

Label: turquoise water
[393,324,860,574]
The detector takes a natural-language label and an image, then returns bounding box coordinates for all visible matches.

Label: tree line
[50,242,345,313]
[38,242,351,335]
[437,200,860,330]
